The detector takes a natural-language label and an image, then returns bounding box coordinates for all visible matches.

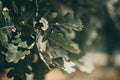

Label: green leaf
[11,38,21,44]
[3,44,30,63]
[49,31,80,54]
[0,26,14,48]
[15,32,21,38]
[18,41,28,48]
[0,30,9,47]
[2,9,13,25]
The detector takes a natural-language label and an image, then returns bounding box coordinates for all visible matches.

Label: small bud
[39,17,49,31]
